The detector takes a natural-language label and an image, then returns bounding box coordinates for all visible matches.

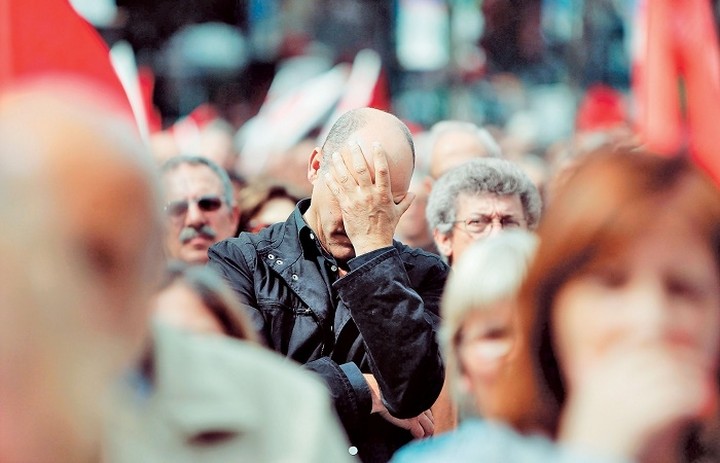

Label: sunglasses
[164,195,224,218]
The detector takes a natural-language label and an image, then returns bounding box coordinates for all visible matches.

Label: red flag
[0,0,133,118]
[633,0,720,183]
[676,0,720,183]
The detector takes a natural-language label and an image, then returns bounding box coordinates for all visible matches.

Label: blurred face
[247,197,296,233]
[552,214,720,392]
[396,178,432,247]
[436,192,526,265]
[306,121,413,263]
[457,300,516,414]
[0,85,165,463]
[153,282,224,336]
[52,145,165,369]
[162,163,239,265]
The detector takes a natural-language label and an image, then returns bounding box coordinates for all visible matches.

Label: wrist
[363,374,385,414]
[353,238,393,256]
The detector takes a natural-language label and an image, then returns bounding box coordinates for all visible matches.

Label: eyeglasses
[164,195,224,219]
[452,215,524,236]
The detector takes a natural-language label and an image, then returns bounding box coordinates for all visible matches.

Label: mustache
[179,225,217,244]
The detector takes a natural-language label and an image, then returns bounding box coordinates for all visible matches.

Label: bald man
[209,108,449,463]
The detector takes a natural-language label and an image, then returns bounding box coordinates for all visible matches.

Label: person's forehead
[462,302,513,326]
[163,163,225,197]
[456,192,524,214]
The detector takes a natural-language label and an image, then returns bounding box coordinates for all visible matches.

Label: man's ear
[307,147,324,183]
[433,228,453,261]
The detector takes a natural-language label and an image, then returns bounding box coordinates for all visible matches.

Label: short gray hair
[160,155,235,206]
[426,158,541,235]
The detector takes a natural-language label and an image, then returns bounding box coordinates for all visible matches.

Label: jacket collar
[255,200,333,323]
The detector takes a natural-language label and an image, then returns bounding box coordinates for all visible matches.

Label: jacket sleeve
[207,239,270,344]
[303,357,373,433]
[208,240,374,431]
[334,246,448,419]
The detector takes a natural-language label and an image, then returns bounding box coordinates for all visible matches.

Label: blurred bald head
[0,81,164,462]
[428,120,502,180]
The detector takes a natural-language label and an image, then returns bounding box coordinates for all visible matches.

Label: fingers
[418,410,435,437]
[424,409,434,423]
[407,411,434,439]
[396,192,415,216]
[372,142,391,191]
[408,420,425,439]
[323,151,355,204]
[349,140,372,187]
[329,151,352,187]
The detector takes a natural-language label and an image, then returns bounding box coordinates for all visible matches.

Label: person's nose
[184,200,207,227]
[484,219,504,238]
[486,222,504,238]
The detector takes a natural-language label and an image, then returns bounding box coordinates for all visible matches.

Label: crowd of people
[2,74,720,463]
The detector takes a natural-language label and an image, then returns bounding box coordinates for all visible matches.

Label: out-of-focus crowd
[3,0,720,458]
[2,74,719,463]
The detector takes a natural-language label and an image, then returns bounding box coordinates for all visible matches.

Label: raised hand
[323,140,414,257]
[558,341,715,460]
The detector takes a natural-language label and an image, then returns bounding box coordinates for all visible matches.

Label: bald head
[429,120,501,179]
[305,107,416,262]
[0,84,163,341]
[321,107,415,169]
[0,82,164,462]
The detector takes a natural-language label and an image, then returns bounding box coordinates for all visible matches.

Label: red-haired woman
[495,148,720,463]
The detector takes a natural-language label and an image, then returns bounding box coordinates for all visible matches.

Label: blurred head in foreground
[0,80,164,463]
[497,148,720,462]
[440,231,537,417]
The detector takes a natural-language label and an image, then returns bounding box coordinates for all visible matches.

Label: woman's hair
[440,230,537,414]
[495,147,720,436]
[159,261,257,342]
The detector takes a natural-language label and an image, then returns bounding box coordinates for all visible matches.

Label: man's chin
[328,243,355,263]
[180,245,211,265]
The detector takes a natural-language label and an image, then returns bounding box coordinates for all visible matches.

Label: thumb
[396,192,415,216]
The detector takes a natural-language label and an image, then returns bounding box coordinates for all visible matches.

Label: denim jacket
[208,200,448,462]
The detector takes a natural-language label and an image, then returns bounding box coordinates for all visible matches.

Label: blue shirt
[391,418,634,463]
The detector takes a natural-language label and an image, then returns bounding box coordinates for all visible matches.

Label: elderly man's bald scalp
[321,107,416,168]
[0,83,166,463]
[0,82,165,366]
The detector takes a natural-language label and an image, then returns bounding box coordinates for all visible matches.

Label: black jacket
[208,201,448,462]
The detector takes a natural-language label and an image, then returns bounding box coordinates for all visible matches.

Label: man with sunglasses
[426,157,542,267]
[208,108,448,463]
[161,155,240,265]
